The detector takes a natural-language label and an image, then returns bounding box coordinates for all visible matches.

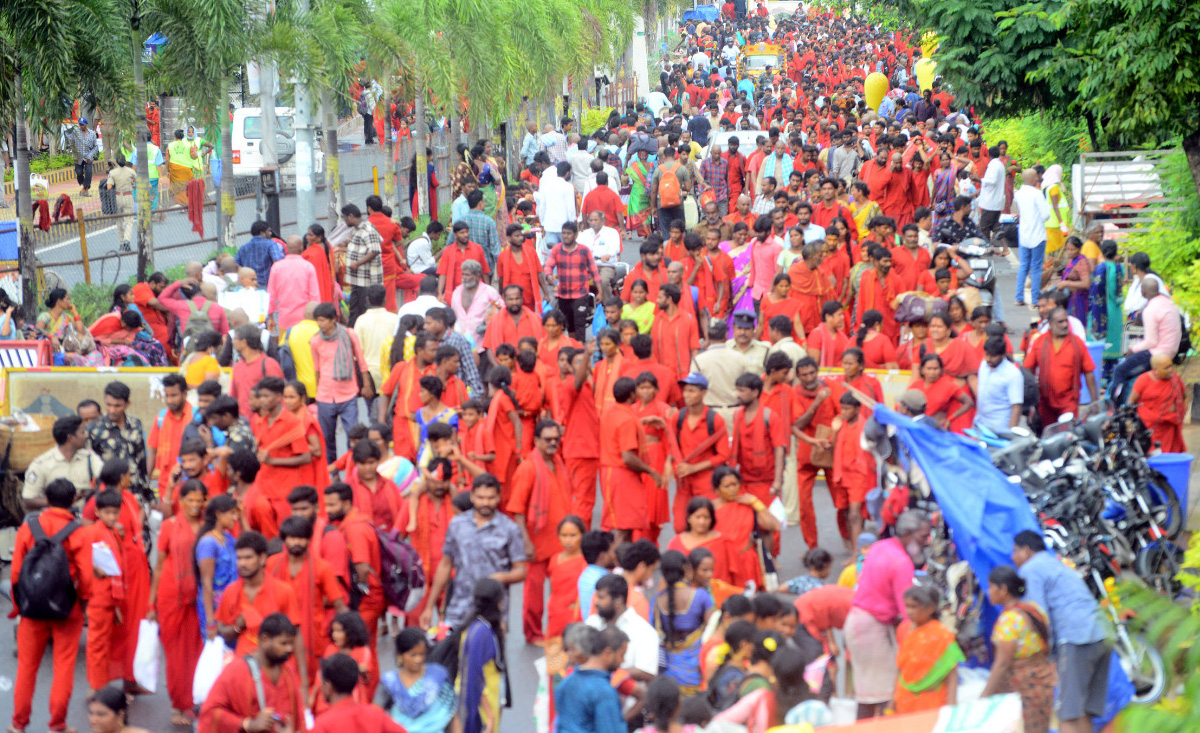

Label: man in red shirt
[622,334,683,406]
[325,482,387,657]
[1024,308,1098,427]
[229,323,286,419]
[856,246,901,343]
[723,194,757,232]
[366,195,403,311]
[214,530,304,674]
[147,373,194,494]
[507,419,570,643]
[496,225,547,313]
[622,239,668,303]
[313,654,406,733]
[811,178,851,231]
[806,300,850,368]
[730,372,787,505]
[131,272,172,358]
[198,614,306,733]
[599,377,661,544]
[792,357,838,547]
[11,479,90,733]
[581,172,626,229]
[890,223,932,292]
[266,516,348,682]
[651,283,700,382]
[672,374,730,531]
[436,222,490,302]
[725,136,749,202]
[481,284,545,363]
[251,376,313,523]
[559,348,601,525]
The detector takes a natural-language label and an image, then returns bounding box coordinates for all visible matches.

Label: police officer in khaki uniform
[22,415,102,512]
[691,318,747,426]
[728,309,771,374]
[106,153,137,252]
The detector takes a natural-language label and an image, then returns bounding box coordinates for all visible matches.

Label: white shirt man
[407,232,437,273]
[585,607,659,679]
[534,164,578,241]
[567,144,595,195]
[577,219,622,268]
[975,356,1025,432]
[979,157,1006,214]
[1013,180,1051,248]
[691,50,711,71]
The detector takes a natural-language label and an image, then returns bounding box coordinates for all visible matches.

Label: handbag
[809,424,834,468]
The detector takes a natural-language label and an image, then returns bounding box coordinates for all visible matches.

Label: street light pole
[293,0,315,229]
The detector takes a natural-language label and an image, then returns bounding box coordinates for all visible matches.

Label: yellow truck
[738,42,784,79]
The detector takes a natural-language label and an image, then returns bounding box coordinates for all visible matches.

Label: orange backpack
[658,162,684,208]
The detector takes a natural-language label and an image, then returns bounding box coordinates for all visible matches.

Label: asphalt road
[0,220,1029,732]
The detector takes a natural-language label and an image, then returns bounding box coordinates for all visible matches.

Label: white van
[231,107,324,189]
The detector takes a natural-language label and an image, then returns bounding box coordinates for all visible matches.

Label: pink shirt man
[158,280,229,335]
[850,537,914,624]
[267,254,320,331]
[1132,294,1182,357]
[309,328,367,404]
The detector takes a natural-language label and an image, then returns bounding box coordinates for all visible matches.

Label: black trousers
[558,295,590,343]
[363,112,375,143]
[979,208,1002,243]
[657,205,685,238]
[75,160,93,190]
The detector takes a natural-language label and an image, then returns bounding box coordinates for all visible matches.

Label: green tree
[1,0,131,315]
[1023,0,1200,199]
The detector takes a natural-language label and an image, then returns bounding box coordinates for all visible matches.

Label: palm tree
[2,0,130,315]
[143,0,323,251]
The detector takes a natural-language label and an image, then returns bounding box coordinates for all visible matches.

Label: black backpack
[676,406,718,436]
[277,327,298,381]
[15,515,81,620]
[1174,313,1191,365]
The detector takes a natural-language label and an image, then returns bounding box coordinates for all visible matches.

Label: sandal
[170,711,191,727]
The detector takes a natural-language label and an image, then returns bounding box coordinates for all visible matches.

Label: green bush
[1122,149,1200,323]
[580,107,615,136]
[981,115,1090,187]
[4,151,104,181]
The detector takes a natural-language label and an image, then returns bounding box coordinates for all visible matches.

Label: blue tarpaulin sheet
[873,407,1040,586]
[682,5,720,22]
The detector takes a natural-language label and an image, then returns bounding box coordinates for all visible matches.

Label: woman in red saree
[894,585,963,713]
[759,274,806,342]
[959,305,1011,362]
[667,496,740,589]
[303,224,338,304]
[547,516,587,639]
[924,313,980,392]
[284,380,330,490]
[710,466,781,588]
[835,347,884,403]
[593,329,626,412]
[854,310,898,369]
[897,319,928,371]
[537,311,582,370]
[910,353,975,433]
[148,480,205,725]
[484,366,522,493]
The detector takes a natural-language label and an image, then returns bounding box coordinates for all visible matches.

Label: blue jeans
[1015,242,1046,304]
[1109,350,1152,404]
[317,398,360,461]
[544,232,562,246]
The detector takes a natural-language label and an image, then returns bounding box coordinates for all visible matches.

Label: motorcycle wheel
[1119,633,1167,704]
[1144,470,1183,540]
[1134,541,1183,597]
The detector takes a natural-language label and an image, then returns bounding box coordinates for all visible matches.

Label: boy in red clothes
[84,489,126,692]
[831,393,874,552]
[559,348,602,525]
[598,377,662,545]
[1128,354,1187,453]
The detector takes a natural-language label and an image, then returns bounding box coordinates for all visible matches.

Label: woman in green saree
[626,148,655,236]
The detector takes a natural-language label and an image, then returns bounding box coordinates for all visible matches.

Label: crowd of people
[5,4,1189,733]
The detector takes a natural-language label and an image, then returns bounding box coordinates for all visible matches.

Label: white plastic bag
[192,637,229,706]
[133,620,160,693]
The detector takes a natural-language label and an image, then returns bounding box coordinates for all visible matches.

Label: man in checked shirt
[543,221,600,342]
[340,204,383,326]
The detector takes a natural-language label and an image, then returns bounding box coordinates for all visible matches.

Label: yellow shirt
[287,319,322,397]
[1081,240,1101,261]
[182,353,221,387]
